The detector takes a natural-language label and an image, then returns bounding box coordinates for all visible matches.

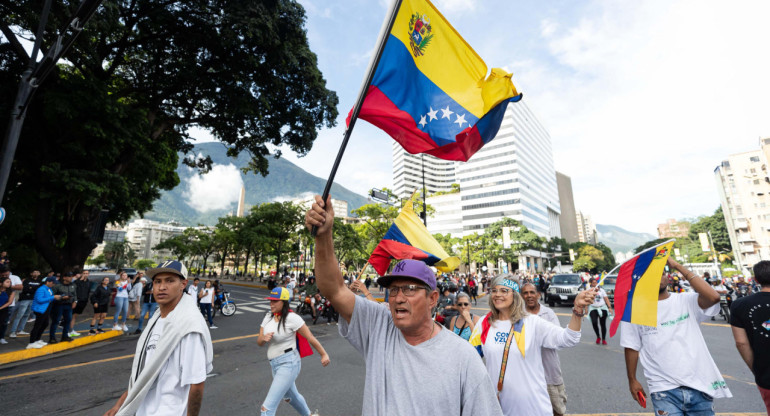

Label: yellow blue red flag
[609,240,675,337]
[368,197,460,276]
[348,0,522,162]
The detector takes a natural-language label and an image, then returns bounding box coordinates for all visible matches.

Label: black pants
[30,308,51,344]
[0,308,8,339]
[590,309,608,340]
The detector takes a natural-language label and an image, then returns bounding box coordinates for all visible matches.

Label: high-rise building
[714,137,770,272]
[556,172,579,243]
[576,211,597,245]
[657,218,690,238]
[457,100,560,238]
[125,219,187,262]
[426,192,463,237]
[392,142,457,199]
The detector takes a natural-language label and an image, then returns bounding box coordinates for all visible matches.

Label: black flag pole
[312,0,404,236]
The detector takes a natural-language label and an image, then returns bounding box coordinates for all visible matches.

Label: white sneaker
[9,332,16,338]
[70,331,81,337]
[113,325,121,331]
[26,343,39,349]
[36,340,48,346]
[18,330,29,335]
[209,325,217,329]
[122,324,129,331]
[0,339,8,344]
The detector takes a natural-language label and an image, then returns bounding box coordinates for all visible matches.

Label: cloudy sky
[192,0,770,234]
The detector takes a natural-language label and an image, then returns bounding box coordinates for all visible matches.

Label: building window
[750,156,760,162]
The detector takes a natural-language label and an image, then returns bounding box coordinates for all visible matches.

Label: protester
[70,270,92,338]
[134,277,158,335]
[104,260,213,416]
[305,195,503,415]
[0,265,22,329]
[587,277,613,345]
[437,286,458,327]
[113,272,132,331]
[211,279,223,319]
[257,287,330,415]
[90,277,111,334]
[198,280,216,329]
[187,277,200,299]
[622,257,731,415]
[730,260,770,413]
[447,292,479,342]
[0,275,15,344]
[9,269,42,337]
[49,272,77,343]
[128,274,144,321]
[472,275,592,415]
[0,251,8,267]
[27,277,60,348]
[521,282,568,416]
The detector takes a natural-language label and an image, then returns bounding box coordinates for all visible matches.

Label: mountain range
[596,224,657,254]
[141,142,369,225]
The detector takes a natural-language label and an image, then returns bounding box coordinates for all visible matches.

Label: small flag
[597,272,607,286]
[368,197,460,276]
[609,241,674,337]
[348,0,522,162]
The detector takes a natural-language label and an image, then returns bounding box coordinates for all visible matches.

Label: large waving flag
[609,240,675,337]
[368,199,460,276]
[348,0,522,162]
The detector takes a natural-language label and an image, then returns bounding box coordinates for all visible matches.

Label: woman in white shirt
[587,277,614,345]
[198,280,216,329]
[257,287,330,416]
[472,275,595,416]
[113,272,132,331]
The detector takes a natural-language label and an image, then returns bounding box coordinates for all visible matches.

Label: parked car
[122,268,138,279]
[546,274,583,307]
[602,274,617,306]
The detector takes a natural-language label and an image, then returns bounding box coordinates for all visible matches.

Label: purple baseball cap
[377,259,437,290]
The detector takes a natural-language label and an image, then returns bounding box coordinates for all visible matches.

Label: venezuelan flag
[368,198,460,276]
[349,0,522,162]
[597,271,607,286]
[470,313,525,358]
[609,241,674,337]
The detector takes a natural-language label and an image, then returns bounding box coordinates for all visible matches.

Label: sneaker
[18,330,29,335]
[69,331,81,337]
[36,340,48,346]
[96,328,105,334]
[27,317,35,322]
[113,325,121,331]
[133,329,142,335]
[595,338,600,344]
[0,339,8,344]
[209,325,217,329]
[48,338,58,344]
[89,329,96,335]
[602,340,608,345]
[28,343,43,349]
[61,337,74,342]
[9,332,16,338]
[122,324,129,331]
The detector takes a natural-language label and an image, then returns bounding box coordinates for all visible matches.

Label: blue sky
[190,0,770,235]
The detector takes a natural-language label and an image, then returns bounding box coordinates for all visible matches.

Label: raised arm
[305,195,356,323]
[667,257,720,309]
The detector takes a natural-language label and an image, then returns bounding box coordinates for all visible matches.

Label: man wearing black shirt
[730,261,770,413]
[9,270,41,337]
[134,279,157,334]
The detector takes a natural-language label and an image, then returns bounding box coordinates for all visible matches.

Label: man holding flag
[621,256,731,415]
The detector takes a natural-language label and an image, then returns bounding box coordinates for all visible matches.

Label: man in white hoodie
[105,260,213,416]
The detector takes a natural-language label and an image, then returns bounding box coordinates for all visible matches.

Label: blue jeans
[49,304,73,340]
[650,386,715,416]
[262,351,310,416]
[199,303,213,326]
[10,299,33,333]
[113,297,129,326]
[137,302,158,330]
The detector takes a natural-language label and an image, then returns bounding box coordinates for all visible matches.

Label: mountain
[596,224,657,254]
[141,142,369,226]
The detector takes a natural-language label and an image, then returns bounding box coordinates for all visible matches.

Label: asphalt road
[0,284,765,415]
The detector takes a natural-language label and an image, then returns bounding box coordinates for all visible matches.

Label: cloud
[432,0,476,13]
[184,164,244,212]
[271,192,315,203]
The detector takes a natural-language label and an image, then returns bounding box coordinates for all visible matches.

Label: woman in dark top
[89,277,111,334]
[448,292,480,342]
[0,275,16,344]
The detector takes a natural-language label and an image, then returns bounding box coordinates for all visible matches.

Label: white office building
[392,142,457,199]
[426,192,463,237]
[458,100,561,238]
[576,211,597,245]
[125,219,187,262]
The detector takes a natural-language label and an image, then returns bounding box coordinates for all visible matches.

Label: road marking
[0,333,261,381]
[239,305,267,313]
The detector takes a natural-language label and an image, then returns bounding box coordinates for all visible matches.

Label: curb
[0,330,124,365]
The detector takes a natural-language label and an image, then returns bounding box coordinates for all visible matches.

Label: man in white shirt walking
[105,261,213,416]
[622,257,731,415]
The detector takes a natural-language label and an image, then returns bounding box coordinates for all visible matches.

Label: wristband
[572,307,586,317]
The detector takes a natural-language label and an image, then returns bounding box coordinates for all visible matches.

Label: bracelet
[572,307,586,317]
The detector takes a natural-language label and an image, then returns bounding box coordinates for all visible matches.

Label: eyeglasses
[457,302,470,306]
[491,288,512,296]
[389,284,430,297]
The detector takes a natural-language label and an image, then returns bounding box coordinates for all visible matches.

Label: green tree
[688,207,732,252]
[352,202,400,256]
[573,245,605,274]
[334,218,364,269]
[485,217,539,269]
[258,202,303,273]
[0,0,338,274]
[433,233,460,257]
[633,238,670,254]
[103,241,135,270]
[86,254,106,266]
[133,259,156,270]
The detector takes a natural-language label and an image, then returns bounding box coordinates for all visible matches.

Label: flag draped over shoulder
[470,313,525,358]
[347,0,522,162]
[609,241,675,337]
[368,200,460,276]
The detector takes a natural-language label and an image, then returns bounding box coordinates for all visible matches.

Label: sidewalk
[0,316,127,365]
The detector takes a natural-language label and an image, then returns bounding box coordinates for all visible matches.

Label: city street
[0,284,766,415]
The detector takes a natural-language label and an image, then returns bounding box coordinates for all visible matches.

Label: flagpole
[312,0,404,236]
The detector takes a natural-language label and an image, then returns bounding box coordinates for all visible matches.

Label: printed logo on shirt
[711,380,728,391]
[146,333,160,353]
[746,303,770,338]
[763,319,770,332]
[660,312,689,328]
[494,331,509,344]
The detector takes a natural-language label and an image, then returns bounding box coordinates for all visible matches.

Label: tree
[86,254,106,266]
[688,207,732,253]
[573,245,605,274]
[258,202,303,273]
[334,218,364,269]
[0,0,338,274]
[433,233,460,257]
[633,238,670,254]
[485,217,539,269]
[352,202,400,256]
[103,241,135,270]
[133,259,155,270]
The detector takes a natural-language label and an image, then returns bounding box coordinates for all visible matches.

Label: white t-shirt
[187,284,199,298]
[592,287,608,308]
[9,274,21,307]
[137,318,208,416]
[115,279,131,298]
[260,312,305,360]
[535,306,564,386]
[286,282,296,300]
[199,288,214,304]
[475,315,580,416]
[620,292,732,398]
